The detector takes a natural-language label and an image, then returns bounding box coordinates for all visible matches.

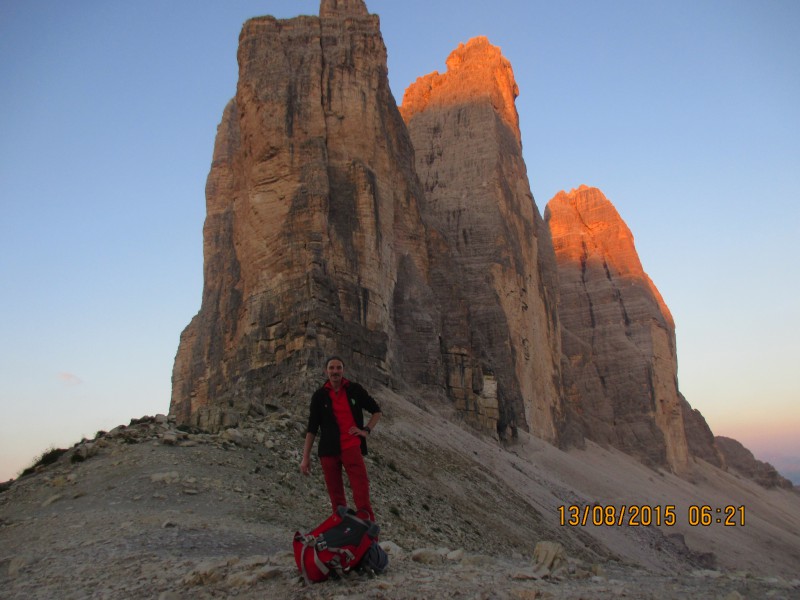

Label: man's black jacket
[306,380,381,457]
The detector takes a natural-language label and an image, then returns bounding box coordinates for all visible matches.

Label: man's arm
[300,432,315,475]
[351,411,381,438]
[364,411,381,433]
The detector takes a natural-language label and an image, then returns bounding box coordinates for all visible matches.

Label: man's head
[325,356,345,387]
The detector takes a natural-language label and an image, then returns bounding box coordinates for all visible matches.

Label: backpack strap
[296,533,330,585]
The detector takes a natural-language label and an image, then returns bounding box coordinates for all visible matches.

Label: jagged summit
[401,36,521,144]
[547,185,673,326]
[320,0,369,18]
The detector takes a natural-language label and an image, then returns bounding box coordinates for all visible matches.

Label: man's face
[326,360,344,386]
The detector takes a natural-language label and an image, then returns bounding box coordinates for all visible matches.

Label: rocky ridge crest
[715,436,793,489]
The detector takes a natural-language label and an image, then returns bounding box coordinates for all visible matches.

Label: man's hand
[349,426,368,438]
[300,457,311,475]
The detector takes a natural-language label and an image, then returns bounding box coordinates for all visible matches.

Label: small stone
[182,558,237,586]
[512,570,541,581]
[411,548,446,564]
[379,540,405,558]
[8,556,28,578]
[222,428,244,446]
[150,472,180,484]
[106,425,127,438]
[532,541,565,572]
[41,494,63,507]
[73,442,98,461]
[591,563,606,577]
[510,589,539,600]
[446,548,465,562]
[253,565,282,581]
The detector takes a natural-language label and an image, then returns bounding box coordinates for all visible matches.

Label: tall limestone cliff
[171,4,568,445]
[171,0,440,429]
[171,1,755,482]
[545,186,722,472]
[400,37,564,443]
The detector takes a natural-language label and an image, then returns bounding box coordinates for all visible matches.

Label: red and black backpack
[293,506,387,584]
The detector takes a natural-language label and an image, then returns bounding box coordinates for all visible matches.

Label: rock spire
[401,37,565,443]
[545,185,722,472]
[401,36,521,145]
[171,1,437,429]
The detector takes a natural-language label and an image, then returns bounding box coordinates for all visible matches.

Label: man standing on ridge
[300,356,382,521]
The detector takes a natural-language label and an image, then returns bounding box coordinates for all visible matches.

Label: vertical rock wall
[171,1,726,475]
[545,185,721,472]
[400,38,564,443]
[171,1,439,429]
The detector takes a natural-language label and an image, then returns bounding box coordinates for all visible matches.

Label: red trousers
[320,445,374,522]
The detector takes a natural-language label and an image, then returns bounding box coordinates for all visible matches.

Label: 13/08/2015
[557,504,745,527]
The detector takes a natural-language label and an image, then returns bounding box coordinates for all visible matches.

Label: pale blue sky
[1,1,798,482]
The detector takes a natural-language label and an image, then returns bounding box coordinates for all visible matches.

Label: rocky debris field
[1,407,799,599]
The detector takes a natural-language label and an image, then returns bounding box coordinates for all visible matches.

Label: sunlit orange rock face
[547,185,673,325]
[401,37,565,443]
[546,186,708,472]
[400,36,521,144]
